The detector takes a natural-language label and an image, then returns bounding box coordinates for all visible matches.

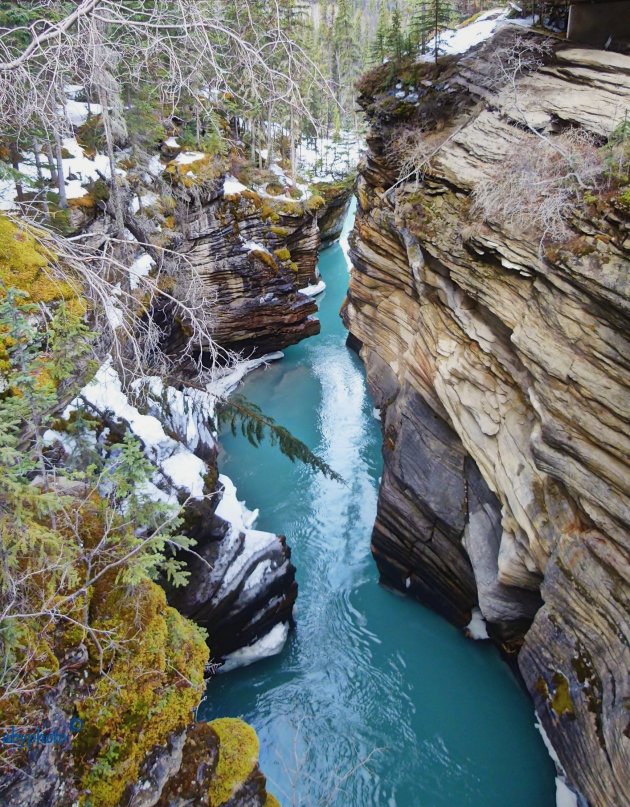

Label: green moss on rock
[306,194,326,212]
[550,671,575,718]
[273,247,291,262]
[76,580,209,807]
[207,718,259,807]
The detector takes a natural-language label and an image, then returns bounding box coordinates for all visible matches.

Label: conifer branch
[216,394,344,483]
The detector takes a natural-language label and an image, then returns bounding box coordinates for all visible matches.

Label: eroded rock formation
[343,27,630,807]
[171,179,324,358]
[313,178,355,248]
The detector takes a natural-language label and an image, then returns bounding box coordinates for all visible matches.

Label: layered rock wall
[343,28,630,806]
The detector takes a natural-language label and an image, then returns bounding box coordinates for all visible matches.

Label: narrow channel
[199,205,556,807]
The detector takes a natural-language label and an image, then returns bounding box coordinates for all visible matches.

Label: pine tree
[388,5,405,62]
[371,1,390,64]
[430,0,453,63]
[409,0,432,55]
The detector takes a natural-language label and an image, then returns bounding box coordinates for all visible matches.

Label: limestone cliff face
[343,28,630,807]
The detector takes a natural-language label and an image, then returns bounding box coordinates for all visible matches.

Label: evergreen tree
[429,0,453,63]
[372,1,390,64]
[409,0,432,55]
[387,5,405,62]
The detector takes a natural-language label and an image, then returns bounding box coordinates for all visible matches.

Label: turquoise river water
[199,207,556,806]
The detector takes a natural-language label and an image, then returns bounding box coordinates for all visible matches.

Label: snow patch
[243,240,271,255]
[298,279,326,297]
[219,622,289,673]
[223,175,248,195]
[131,192,158,214]
[174,151,205,166]
[536,720,579,807]
[64,84,84,99]
[128,253,155,290]
[161,450,205,498]
[421,8,508,61]
[64,100,102,127]
[147,155,164,177]
[465,607,489,640]
[555,778,579,807]
[68,359,208,500]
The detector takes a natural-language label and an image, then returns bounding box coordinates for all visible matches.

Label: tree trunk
[290,107,296,182]
[9,142,24,203]
[45,142,58,184]
[434,3,439,65]
[53,133,68,209]
[98,84,125,237]
[266,106,274,169]
[33,140,50,218]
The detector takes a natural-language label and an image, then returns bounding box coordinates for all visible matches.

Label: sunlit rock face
[343,26,630,807]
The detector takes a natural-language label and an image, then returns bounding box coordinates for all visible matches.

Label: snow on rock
[147,154,164,177]
[219,622,289,673]
[133,376,217,456]
[422,8,509,61]
[223,174,248,195]
[67,359,208,500]
[64,100,103,127]
[210,474,291,660]
[174,150,205,166]
[298,279,326,297]
[160,451,206,498]
[131,192,158,214]
[128,252,155,290]
[164,136,180,148]
[555,778,579,807]
[243,239,271,255]
[104,296,124,329]
[215,475,260,534]
[64,84,84,100]
[465,607,490,639]
[536,720,579,807]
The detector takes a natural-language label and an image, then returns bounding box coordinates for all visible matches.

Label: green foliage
[217,394,344,483]
[369,0,455,65]
[602,114,630,184]
[0,275,205,790]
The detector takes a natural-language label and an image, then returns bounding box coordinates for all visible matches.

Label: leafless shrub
[472,128,606,242]
[388,126,432,187]
[489,33,554,94]
[8,214,235,388]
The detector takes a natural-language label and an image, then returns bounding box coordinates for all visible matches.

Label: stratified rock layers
[174,181,321,358]
[343,30,629,807]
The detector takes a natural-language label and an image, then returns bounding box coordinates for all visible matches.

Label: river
[199,205,556,807]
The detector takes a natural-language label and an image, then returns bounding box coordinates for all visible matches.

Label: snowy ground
[296,131,363,183]
[0,135,123,210]
[415,8,533,63]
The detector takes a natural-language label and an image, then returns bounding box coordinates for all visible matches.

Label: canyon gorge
[342,22,629,807]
